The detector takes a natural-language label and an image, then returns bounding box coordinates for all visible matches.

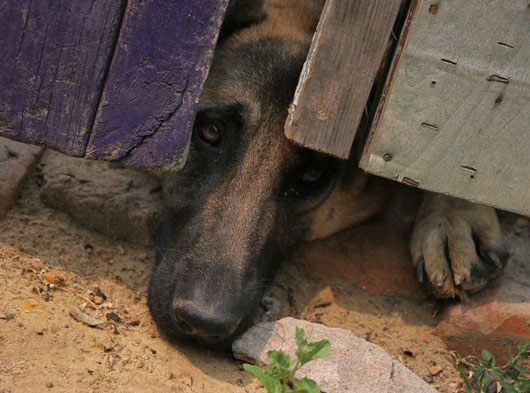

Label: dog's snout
[173,300,241,340]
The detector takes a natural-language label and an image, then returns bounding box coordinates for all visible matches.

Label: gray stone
[233,317,437,393]
[40,150,163,245]
[0,137,42,218]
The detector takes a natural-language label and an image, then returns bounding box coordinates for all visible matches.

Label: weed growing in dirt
[453,341,530,393]
[243,327,331,393]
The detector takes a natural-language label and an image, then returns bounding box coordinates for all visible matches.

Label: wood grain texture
[285,0,402,158]
[0,0,125,156]
[86,0,228,170]
[360,0,530,216]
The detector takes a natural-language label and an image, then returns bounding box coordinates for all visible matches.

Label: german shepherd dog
[148,0,508,348]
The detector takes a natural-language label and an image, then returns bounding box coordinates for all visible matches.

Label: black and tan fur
[148,0,508,347]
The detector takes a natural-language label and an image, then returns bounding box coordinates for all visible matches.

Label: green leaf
[499,381,518,393]
[482,349,495,368]
[485,378,497,391]
[296,340,331,366]
[296,327,306,349]
[520,379,530,391]
[268,350,293,369]
[480,372,488,389]
[294,328,331,366]
[243,364,283,393]
[503,370,519,380]
[520,351,530,359]
[513,364,527,374]
[489,368,503,378]
[292,378,321,393]
[266,350,294,380]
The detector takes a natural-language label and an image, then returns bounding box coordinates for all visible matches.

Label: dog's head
[148,0,384,347]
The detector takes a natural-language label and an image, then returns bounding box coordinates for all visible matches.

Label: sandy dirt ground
[0,167,487,393]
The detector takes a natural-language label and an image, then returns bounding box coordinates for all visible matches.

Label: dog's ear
[219,0,266,40]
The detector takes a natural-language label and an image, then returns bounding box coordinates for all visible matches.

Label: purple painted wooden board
[0,0,125,156]
[86,0,228,170]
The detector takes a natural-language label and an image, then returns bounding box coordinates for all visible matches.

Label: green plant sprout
[243,327,331,393]
[453,341,530,393]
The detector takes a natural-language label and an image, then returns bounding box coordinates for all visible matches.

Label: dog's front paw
[410,193,508,298]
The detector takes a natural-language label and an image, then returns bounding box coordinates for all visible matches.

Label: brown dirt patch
[0,169,469,393]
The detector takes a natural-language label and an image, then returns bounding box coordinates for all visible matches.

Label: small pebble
[95,287,107,300]
[129,314,141,326]
[31,262,42,271]
[42,272,66,286]
[46,382,54,388]
[106,312,121,323]
[37,331,44,335]
[99,250,114,262]
[93,296,104,305]
[429,365,443,376]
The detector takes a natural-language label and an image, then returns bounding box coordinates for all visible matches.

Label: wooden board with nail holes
[360,0,530,216]
[284,0,403,159]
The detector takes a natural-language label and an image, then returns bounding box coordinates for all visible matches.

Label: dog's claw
[435,273,445,287]
[480,249,509,270]
[486,251,503,269]
[416,258,425,283]
[453,273,465,286]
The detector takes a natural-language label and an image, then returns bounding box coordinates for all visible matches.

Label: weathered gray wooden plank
[86,0,228,170]
[0,0,125,156]
[284,0,402,159]
[360,0,530,216]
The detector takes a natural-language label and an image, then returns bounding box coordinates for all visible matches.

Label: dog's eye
[302,169,323,183]
[196,122,223,145]
[293,168,327,197]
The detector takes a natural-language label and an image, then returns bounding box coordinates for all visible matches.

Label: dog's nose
[173,301,241,339]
